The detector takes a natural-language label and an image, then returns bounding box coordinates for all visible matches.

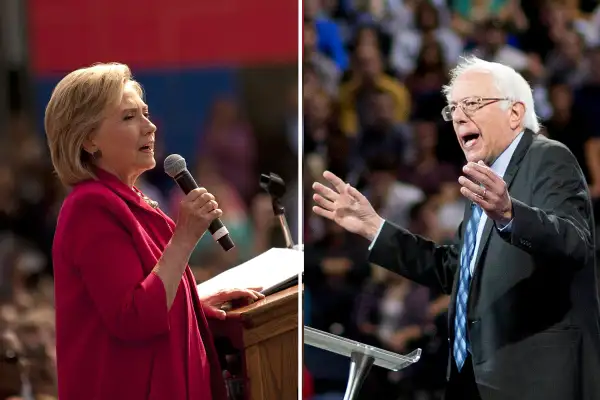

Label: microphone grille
[164,154,187,177]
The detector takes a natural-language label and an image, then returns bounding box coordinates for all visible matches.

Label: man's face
[485,26,506,49]
[370,92,394,126]
[449,71,518,164]
[303,68,319,101]
[368,169,395,198]
[307,93,331,124]
[304,0,320,19]
[304,24,316,52]
[414,121,438,151]
[561,31,582,62]
[356,46,381,80]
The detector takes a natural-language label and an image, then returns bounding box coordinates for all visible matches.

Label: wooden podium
[209,285,299,399]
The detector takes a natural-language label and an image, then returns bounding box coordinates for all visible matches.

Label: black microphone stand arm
[259,173,294,249]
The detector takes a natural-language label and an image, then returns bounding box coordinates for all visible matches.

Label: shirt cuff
[368,220,386,251]
[496,219,513,232]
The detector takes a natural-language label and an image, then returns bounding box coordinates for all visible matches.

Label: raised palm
[312,171,382,240]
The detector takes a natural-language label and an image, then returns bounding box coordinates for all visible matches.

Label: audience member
[390,1,462,78]
[339,44,411,136]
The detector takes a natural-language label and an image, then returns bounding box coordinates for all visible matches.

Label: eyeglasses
[441,96,511,121]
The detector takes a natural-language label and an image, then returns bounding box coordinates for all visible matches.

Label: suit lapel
[500,130,533,189]
[471,129,534,270]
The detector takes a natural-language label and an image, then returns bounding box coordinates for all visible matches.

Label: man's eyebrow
[449,97,473,104]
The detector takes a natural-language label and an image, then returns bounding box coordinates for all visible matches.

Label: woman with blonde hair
[46,63,263,400]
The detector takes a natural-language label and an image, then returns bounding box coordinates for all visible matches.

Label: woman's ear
[82,136,97,156]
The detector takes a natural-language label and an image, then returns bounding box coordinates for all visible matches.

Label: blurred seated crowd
[0,93,298,399]
[302,0,600,399]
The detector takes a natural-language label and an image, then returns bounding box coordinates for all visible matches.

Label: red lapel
[94,167,161,215]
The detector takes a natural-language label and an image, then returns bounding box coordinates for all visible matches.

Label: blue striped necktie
[454,204,483,371]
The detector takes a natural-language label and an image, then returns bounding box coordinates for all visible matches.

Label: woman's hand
[173,188,222,248]
[200,287,265,319]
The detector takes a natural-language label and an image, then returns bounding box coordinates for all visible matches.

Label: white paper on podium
[196,247,303,297]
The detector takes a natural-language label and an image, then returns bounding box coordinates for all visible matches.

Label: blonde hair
[44,62,143,186]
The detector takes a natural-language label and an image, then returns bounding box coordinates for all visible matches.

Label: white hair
[442,56,540,133]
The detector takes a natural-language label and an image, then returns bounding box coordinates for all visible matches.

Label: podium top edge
[225,285,299,319]
[303,326,421,370]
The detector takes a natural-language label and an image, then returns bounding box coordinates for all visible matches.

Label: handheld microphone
[164,154,235,252]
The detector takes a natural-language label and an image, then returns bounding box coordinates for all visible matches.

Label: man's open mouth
[463,133,480,148]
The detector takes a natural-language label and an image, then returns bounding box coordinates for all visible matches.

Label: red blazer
[52,168,228,400]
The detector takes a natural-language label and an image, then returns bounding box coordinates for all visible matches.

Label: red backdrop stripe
[28,0,298,74]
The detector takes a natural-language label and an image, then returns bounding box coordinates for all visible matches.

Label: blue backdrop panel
[34,67,239,166]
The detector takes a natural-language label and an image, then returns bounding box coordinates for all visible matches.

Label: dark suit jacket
[53,167,227,400]
[369,130,600,400]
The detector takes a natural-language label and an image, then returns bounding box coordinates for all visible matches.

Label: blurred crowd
[303,0,600,399]
[0,88,298,398]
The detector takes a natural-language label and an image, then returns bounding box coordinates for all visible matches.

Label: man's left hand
[459,161,513,225]
[200,287,265,320]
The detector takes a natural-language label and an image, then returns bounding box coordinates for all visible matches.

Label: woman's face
[211,99,239,127]
[549,84,572,112]
[422,44,441,66]
[89,82,157,185]
[418,6,438,30]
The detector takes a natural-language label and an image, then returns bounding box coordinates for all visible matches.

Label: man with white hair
[312,56,600,399]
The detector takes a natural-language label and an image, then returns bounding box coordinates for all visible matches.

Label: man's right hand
[312,171,384,241]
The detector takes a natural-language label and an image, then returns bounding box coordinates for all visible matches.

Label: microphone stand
[271,197,294,249]
[260,173,295,249]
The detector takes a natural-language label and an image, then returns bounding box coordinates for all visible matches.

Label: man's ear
[509,102,525,130]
